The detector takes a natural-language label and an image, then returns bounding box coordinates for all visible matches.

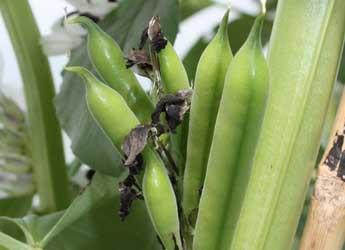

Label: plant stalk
[300,88,345,250]
[0,0,70,212]
[229,0,345,249]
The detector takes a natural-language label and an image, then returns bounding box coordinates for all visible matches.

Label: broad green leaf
[180,0,212,20]
[0,173,159,250]
[0,195,32,217]
[55,0,179,177]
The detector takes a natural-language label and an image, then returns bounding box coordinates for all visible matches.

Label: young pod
[182,11,233,227]
[68,16,153,123]
[158,41,190,94]
[158,40,190,173]
[66,66,182,250]
[193,15,269,250]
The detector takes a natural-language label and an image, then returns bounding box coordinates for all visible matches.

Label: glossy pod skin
[182,11,232,227]
[193,15,269,250]
[68,16,154,123]
[143,148,183,250]
[158,41,190,94]
[66,67,182,250]
[158,41,190,173]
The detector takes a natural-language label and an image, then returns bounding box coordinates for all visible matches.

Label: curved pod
[66,67,182,250]
[69,16,153,123]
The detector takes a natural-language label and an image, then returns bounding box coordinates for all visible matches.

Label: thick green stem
[229,0,345,249]
[0,0,70,212]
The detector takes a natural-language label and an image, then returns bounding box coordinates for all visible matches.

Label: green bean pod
[66,67,182,250]
[182,10,232,226]
[68,16,154,123]
[158,41,190,173]
[193,15,269,250]
[158,41,190,93]
[143,149,183,250]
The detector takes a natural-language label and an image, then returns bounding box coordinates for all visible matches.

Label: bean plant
[0,0,344,250]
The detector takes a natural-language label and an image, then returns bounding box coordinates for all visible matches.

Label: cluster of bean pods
[66,8,269,250]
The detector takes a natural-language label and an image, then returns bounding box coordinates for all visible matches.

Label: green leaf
[0,232,31,250]
[0,173,160,250]
[55,0,179,177]
[180,0,212,20]
[0,195,32,217]
[0,0,70,213]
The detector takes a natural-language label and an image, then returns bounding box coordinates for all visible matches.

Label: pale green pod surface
[143,147,183,250]
[193,15,268,250]
[158,41,190,173]
[158,41,190,93]
[68,16,154,123]
[182,10,232,227]
[67,67,182,250]
[65,67,139,149]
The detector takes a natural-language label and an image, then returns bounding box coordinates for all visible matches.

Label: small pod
[158,41,190,93]
[182,11,233,227]
[193,14,269,250]
[158,40,190,173]
[66,67,182,250]
[68,16,154,123]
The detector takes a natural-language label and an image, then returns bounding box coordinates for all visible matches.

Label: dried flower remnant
[122,125,150,171]
[148,16,168,53]
[126,49,154,80]
[151,90,192,132]
[118,174,143,221]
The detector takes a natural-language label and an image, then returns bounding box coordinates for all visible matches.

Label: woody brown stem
[300,88,345,250]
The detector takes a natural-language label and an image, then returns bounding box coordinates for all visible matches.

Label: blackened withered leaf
[122,125,151,166]
[126,49,154,79]
[118,182,139,221]
[152,89,192,131]
[139,27,149,49]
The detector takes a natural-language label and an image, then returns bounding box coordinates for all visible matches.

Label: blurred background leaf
[55,0,179,177]
[180,0,212,20]
[0,173,160,250]
[0,195,33,218]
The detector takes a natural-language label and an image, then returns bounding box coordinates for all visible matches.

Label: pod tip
[64,66,95,87]
[218,10,230,36]
[65,15,93,28]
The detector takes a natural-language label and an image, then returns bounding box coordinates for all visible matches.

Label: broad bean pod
[193,14,269,250]
[68,16,154,123]
[182,11,233,227]
[66,67,182,250]
[158,40,190,173]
